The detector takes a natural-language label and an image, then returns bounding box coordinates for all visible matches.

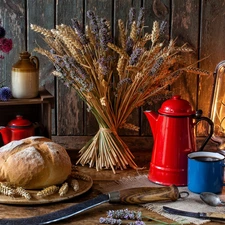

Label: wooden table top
[0,148,222,225]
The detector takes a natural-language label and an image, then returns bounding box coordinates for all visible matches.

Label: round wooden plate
[0,173,93,205]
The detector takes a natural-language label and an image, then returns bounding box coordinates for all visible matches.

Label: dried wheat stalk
[31,8,211,173]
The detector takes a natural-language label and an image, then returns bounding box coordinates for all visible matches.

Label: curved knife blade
[0,194,109,225]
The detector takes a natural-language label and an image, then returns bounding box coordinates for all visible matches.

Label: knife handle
[108,185,180,204]
[206,212,225,220]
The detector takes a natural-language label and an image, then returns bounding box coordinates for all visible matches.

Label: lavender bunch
[99,208,188,225]
[99,209,145,225]
[31,7,210,174]
[107,209,142,220]
[99,217,145,225]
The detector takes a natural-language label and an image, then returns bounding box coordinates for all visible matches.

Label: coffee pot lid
[158,95,195,116]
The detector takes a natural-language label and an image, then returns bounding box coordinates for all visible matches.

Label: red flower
[0,38,13,53]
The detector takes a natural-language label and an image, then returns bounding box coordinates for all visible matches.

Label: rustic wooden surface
[1,0,225,149]
[0,147,221,225]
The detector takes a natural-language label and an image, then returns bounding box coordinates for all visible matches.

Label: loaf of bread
[0,136,72,189]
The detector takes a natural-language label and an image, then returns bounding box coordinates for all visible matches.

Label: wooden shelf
[0,89,54,143]
[0,89,54,106]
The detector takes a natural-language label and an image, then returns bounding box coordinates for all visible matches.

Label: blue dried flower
[0,86,12,101]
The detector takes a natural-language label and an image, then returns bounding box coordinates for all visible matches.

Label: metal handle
[108,185,180,204]
[195,110,214,151]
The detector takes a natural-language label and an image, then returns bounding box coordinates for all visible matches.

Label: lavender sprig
[117,78,132,89]
[129,48,143,65]
[98,57,110,76]
[159,21,167,35]
[87,10,99,43]
[137,8,145,35]
[99,208,190,225]
[149,57,164,75]
[99,217,122,225]
[87,10,99,33]
[99,18,112,50]
[71,18,88,45]
[100,217,146,225]
[107,209,142,220]
[128,8,136,26]
[126,37,134,56]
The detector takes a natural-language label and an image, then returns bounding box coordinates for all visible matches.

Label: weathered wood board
[0,0,224,150]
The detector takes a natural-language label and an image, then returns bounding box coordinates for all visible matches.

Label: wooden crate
[0,89,54,145]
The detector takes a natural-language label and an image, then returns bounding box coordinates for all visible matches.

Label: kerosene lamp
[210,60,225,151]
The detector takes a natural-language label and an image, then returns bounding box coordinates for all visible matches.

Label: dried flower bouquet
[31,8,210,173]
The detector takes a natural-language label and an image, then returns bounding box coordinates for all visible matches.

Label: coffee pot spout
[144,110,158,139]
[0,127,12,145]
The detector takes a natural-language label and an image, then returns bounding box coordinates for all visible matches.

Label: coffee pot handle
[195,110,214,151]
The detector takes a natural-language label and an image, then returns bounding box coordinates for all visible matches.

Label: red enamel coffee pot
[144,95,214,186]
[0,115,35,145]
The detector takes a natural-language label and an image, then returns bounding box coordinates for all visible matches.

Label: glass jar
[11,51,39,98]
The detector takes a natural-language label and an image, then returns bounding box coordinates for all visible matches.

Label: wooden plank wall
[1,0,225,151]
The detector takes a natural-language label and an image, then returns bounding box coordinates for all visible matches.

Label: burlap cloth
[98,173,225,225]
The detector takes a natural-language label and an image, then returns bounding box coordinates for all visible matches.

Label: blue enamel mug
[188,151,225,194]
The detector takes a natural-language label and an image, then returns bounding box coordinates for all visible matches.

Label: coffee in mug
[188,151,225,193]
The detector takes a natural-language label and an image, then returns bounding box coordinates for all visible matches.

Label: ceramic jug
[11,51,39,98]
[144,95,214,186]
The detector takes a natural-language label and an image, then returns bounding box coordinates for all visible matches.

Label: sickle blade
[0,194,109,225]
